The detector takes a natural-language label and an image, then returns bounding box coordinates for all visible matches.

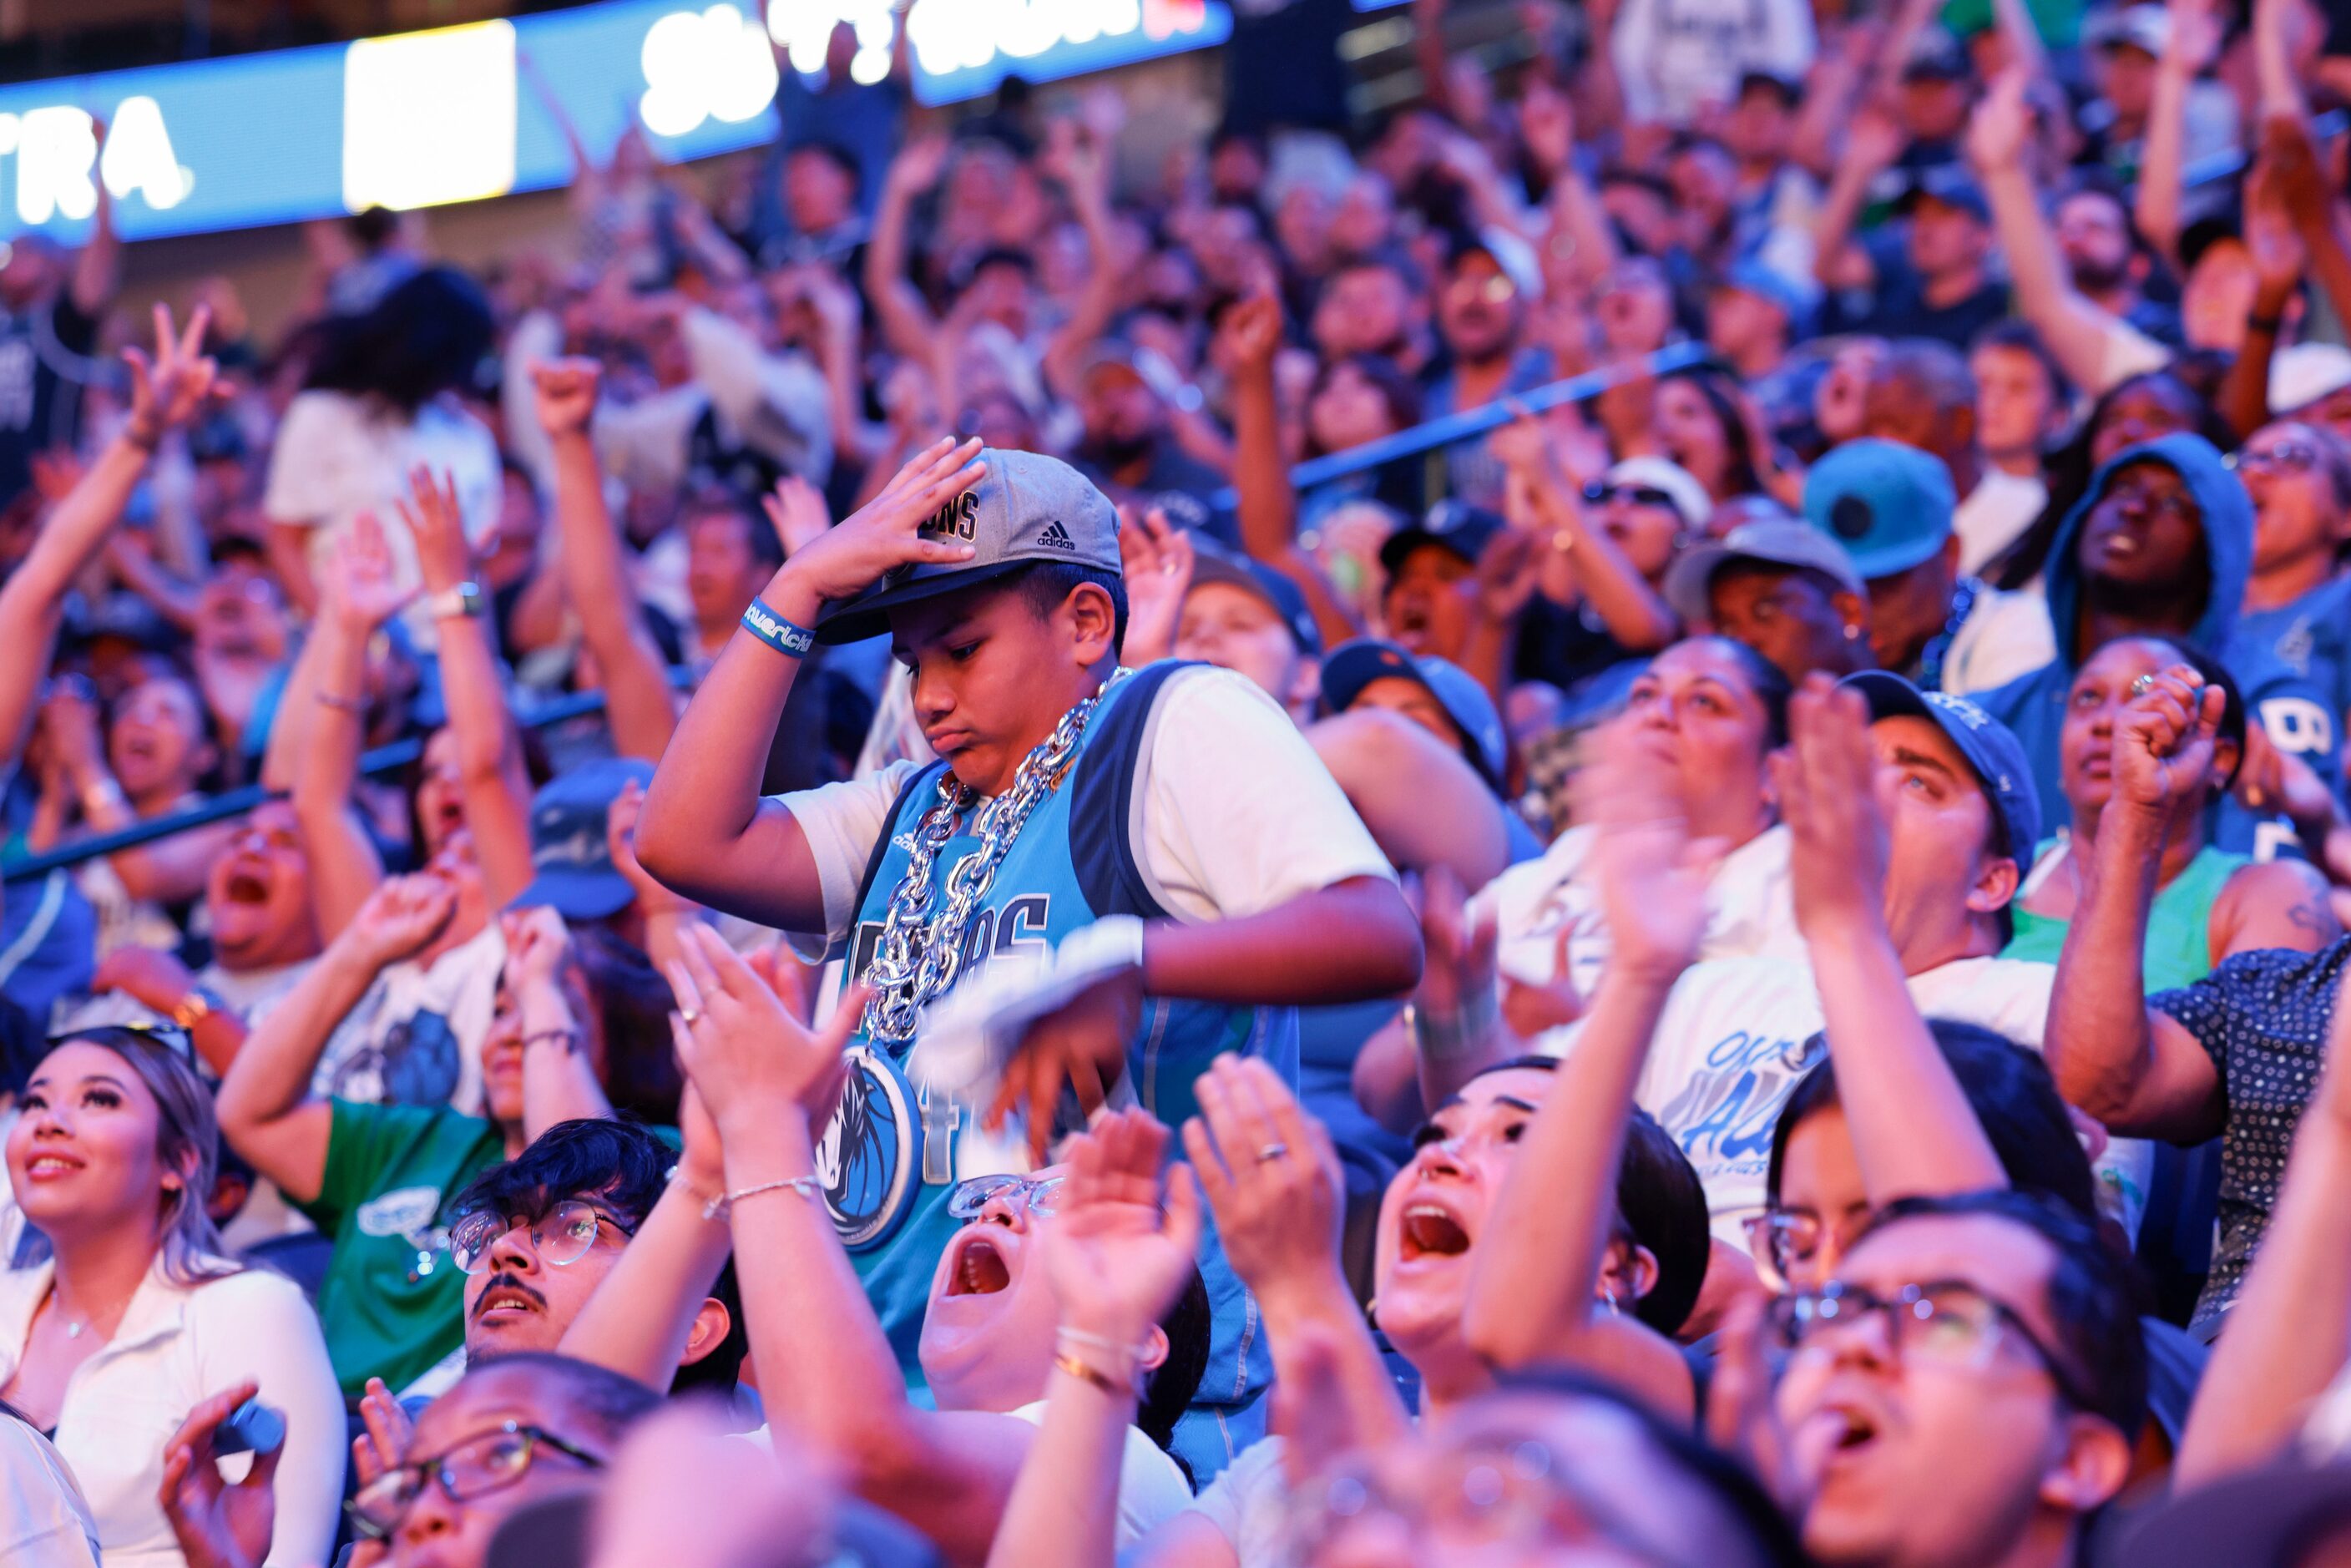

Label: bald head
[1866,339,1977,470]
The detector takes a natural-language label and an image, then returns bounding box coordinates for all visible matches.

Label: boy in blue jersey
[638,437,1420,1477]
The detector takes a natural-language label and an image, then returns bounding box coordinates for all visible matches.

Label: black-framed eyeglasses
[946,1172,1065,1221]
[346,1420,605,1540]
[1583,482,1676,510]
[446,1199,634,1276]
[1767,1277,2101,1413]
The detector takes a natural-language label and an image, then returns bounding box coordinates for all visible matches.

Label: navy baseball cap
[1804,438,1959,579]
[511,756,655,921]
[814,448,1122,645]
[1321,638,1509,792]
[1187,540,1322,656]
[1898,171,1992,225]
[1378,500,1506,575]
[1841,670,2041,858]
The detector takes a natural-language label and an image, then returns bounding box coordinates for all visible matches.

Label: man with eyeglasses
[1423,234,1552,512]
[350,1353,660,1568]
[1771,1189,2146,1568]
[1970,432,2255,846]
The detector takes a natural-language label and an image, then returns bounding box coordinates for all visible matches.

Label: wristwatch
[171,987,224,1031]
[420,582,486,621]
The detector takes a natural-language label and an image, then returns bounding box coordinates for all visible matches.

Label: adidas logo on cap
[1037,520,1075,551]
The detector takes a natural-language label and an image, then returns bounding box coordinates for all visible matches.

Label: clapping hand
[124,302,220,449]
[665,923,864,1143]
[396,466,474,595]
[607,777,695,923]
[1771,677,1890,944]
[323,513,416,632]
[1217,291,1284,376]
[761,474,832,560]
[1040,1108,1205,1356]
[1182,1056,1343,1317]
[778,437,984,607]
[1583,716,1726,982]
[156,1382,278,1568]
[349,1377,414,1495]
[1117,505,1193,665]
[502,905,574,992]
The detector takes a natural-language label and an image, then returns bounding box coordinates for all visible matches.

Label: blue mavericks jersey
[2221,576,2351,858]
[822,662,1292,1479]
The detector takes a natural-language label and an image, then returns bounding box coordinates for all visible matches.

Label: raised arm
[69,148,120,318]
[402,467,534,908]
[1498,415,1677,651]
[2174,969,2351,1486]
[635,438,984,926]
[1459,721,1700,1419]
[2265,114,2351,345]
[528,358,677,760]
[1307,707,1509,888]
[2136,0,2219,271]
[1520,83,1618,291]
[2216,138,2306,438]
[0,303,214,768]
[665,930,1031,1565]
[499,908,616,1138]
[1221,293,1359,649]
[1040,129,1123,403]
[988,1110,1205,1568]
[1773,678,2004,1196]
[281,518,406,940]
[1969,69,2140,394]
[2046,666,2227,1140]
[1810,105,1904,293]
[864,136,952,365]
[215,873,456,1202]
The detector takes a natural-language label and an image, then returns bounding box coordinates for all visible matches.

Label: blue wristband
[742,598,816,659]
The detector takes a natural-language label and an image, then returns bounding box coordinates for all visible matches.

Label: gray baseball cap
[814,448,1123,644]
[1663,518,1868,625]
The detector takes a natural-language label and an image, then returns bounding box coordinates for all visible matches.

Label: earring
[1843,623,1863,640]
[1600,1281,1620,1316]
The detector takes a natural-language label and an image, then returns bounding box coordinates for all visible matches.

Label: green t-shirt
[296,1100,505,1399]
[2005,842,2246,994]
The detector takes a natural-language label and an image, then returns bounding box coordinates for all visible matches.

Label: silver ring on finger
[2130,674,2156,697]
[680,1007,702,1025]
[1256,1141,1289,1163]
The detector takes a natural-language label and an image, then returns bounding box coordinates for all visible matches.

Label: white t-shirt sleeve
[2094,316,2173,394]
[1006,1403,1195,1549]
[260,391,366,527]
[1138,667,1394,923]
[771,760,922,959]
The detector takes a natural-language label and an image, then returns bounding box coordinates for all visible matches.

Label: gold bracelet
[1052,1351,1136,1399]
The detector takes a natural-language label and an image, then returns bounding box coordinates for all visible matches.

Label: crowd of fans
[5,0,2351,1560]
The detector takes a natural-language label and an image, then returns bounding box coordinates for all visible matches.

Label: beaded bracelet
[741,597,816,659]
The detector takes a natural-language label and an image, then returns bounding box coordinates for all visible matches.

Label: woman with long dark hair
[0,1029,342,1565]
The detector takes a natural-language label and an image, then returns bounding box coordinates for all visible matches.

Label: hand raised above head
[775,437,985,609]
[667,923,862,1141]
[1768,676,1891,943]
[2112,664,2223,822]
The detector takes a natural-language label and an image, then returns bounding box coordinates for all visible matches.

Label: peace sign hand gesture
[124,302,220,448]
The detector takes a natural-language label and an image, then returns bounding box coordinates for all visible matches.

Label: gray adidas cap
[814,448,1123,644]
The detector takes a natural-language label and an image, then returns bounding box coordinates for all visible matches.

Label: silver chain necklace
[858,671,1126,1044]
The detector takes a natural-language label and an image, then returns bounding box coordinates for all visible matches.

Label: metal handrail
[3,686,615,884]
[1211,340,1711,508]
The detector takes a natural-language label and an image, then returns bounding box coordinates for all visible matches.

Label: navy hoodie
[1972,433,2254,833]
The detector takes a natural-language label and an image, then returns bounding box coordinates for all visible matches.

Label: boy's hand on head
[989,965,1145,1164]
[776,436,985,612]
[1769,677,1891,945]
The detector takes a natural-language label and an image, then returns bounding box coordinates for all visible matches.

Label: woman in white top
[0,1028,342,1567]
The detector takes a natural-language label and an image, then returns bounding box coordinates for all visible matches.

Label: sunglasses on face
[1768,1277,2101,1411]
[946,1172,1065,1221]
[1584,482,1678,510]
[446,1199,633,1276]
[346,1420,604,1540]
